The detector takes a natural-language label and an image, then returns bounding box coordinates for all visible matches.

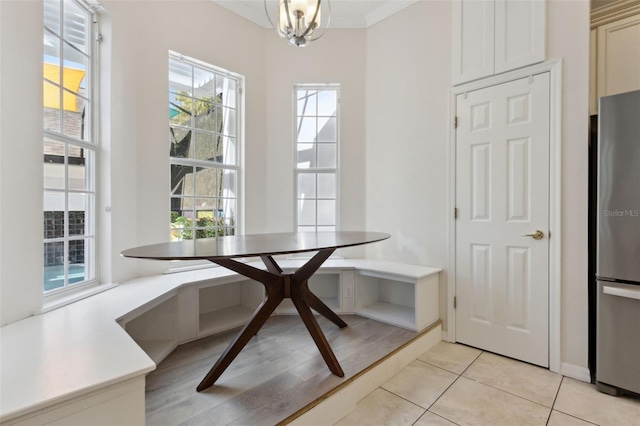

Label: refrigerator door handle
[602,285,640,300]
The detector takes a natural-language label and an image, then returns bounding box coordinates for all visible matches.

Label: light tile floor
[334,342,640,426]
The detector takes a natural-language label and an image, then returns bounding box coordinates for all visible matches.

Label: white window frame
[294,84,340,233]
[168,52,244,246]
[43,0,99,297]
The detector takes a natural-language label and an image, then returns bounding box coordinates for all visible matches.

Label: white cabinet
[596,14,640,102]
[120,294,179,364]
[355,269,439,332]
[276,270,343,314]
[453,0,546,85]
[119,261,441,363]
[198,278,264,337]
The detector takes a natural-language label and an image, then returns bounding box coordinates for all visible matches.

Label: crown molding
[591,0,640,27]
[213,0,418,30]
[214,1,272,29]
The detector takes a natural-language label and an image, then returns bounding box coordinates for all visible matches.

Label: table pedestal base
[196,249,346,392]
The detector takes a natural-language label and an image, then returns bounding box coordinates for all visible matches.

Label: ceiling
[213,0,418,29]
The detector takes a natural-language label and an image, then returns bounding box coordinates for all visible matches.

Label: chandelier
[265,0,331,47]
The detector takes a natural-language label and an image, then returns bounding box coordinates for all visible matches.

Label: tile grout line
[415,349,487,423]
[381,347,485,425]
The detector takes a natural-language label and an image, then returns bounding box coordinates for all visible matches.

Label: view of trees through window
[169,54,241,240]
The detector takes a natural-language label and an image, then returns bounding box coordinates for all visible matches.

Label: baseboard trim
[282,322,442,425]
[560,362,591,382]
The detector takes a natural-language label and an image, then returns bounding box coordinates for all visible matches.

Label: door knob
[521,230,544,240]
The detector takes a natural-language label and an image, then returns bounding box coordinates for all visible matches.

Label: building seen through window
[43,0,96,293]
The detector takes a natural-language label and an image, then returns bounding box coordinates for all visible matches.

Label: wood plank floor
[145,314,419,425]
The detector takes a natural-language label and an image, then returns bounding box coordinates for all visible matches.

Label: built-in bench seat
[0,259,440,426]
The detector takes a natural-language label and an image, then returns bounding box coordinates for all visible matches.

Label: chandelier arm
[263,0,277,29]
[283,0,295,35]
[300,0,322,39]
[308,0,331,41]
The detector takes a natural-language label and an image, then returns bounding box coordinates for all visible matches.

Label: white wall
[364,1,453,323]
[363,0,591,371]
[0,0,45,325]
[547,0,590,373]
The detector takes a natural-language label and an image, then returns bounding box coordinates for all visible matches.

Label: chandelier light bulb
[266,0,331,47]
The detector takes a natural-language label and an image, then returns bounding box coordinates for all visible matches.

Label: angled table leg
[291,280,345,377]
[196,258,283,392]
[196,290,283,391]
[196,250,348,392]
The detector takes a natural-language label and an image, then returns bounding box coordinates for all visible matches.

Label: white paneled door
[455,74,550,367]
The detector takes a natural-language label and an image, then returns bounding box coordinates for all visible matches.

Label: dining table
[121,231,390,391]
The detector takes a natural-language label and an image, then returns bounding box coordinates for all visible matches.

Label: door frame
[447,60,563,374]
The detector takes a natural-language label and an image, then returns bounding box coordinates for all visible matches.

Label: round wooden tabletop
[121,231,390,261]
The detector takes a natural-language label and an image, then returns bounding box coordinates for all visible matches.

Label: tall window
[43,0,97,293]
[295,85,339,232]
[169,53,242,240]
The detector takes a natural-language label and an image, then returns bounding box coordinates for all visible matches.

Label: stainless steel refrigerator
[596,89,640,395]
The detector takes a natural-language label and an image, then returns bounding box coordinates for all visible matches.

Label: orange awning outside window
[43,63,85,112]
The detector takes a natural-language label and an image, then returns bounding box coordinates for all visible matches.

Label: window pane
[193,68,215,101]
[298,173,316,198]
[317,226,336,232]
[298,226,316,232]
[69,209,86,237]
[68,194,87,236]
[317,200,336,226]
[44,241,65,291]
[171,165,194,196]
[298,200,316,226]
[68,239,86,284]
[218,76,237,108]
[318,90,337,116]
[43,29,61,67]
[317,143,336,168]
[169,97,192,127]
[44,191,65,221]
[63,0,89,53]
[194,131,216,162]
[194,168,217,197]
[63,42,88,93]
[193,100,216,132]
[62,93,87,140]
[317,117,336,142]
[44,141,66,190]
[297,117,316,142]
[169,60,192,95]
[298,90,317,116]
[317,173,336,198]
[222,169,237,198]
[44,81,62,133]
[68,161,87,190]
[170,127,192,158]
[221,136,237,166]
[44,210,64,240]
[221,107,236,137]
[297,143,315,168]
[220,198,237,228]
[44,1,61,36]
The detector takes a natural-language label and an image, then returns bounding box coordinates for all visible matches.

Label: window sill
[41,283,119,314]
